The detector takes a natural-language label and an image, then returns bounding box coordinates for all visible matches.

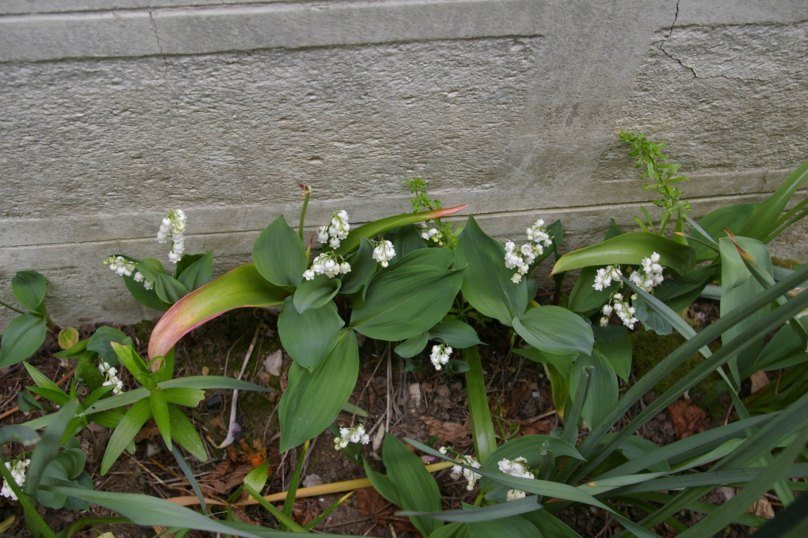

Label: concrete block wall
[1,0,807,326]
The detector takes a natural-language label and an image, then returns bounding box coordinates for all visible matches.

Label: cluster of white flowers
[104,256,155,290]
[629,252,664,292]
[334,424,370,450]
[418,223,444,245]
[98,361,124,394]
[372,240,396,268]
[430,344,453,371]
[1,458,30,501]
[303,253,351,281]
[505,219,554,284]
[318,210,350,250]
[593,265,623,291]
[157,209,187,264]
[451,454,482,491]
[601,293,639,330]
[498,457,534,502]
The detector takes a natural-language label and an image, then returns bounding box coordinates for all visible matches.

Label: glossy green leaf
[429,318,483,348]
[163,387,205,407]
[392,224,427,259]
[468,513,540,537]
[12,270,47,313]
[429,523,470,538]
[401,495,542,523]
[174,253,205,278]
[395,331,429,358]
[167,405,207,461]
[393,247,455,270]
[244,459,271,492]
[350,265,464,341]
[654,264,719,312]
[568,266,619,313]
[133,257,167,281]
[340,238,376,294]
[690,203,757,262]
[38,444,91,509]
[87,326,133,366]
[363,457,401,506]
[111,342,151,387]
[552,231,696,276]
[148,264,287,360]
[520,509,583,538]
[177,250,213,291]
[334,204,470,256]
[279,330,359,451]
[592,325,631,381]
[53,338,88,359]
[150,388,172,450]
[465,346,496,464]
[0,313,47,368]
[160,376,274,393]
[383,434,443,537]
[0,425,40,447]
[18,391,43,412]
[171,445,208,515]
[513,306,593,356]
[25,399,80,499]
[455,216,527,326]
[278,296,344,370]
[739,159,808,240]
[293,274,341,313]
[123,271,168,311]
[156,273,190,305]
[23,362,65,395]
[633,297,673,336]
[252,215,308,288]
[101,399,152,475]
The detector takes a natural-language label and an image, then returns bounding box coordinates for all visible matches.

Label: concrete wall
[1,0,807,326]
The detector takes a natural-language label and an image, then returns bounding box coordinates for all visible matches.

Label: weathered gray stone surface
[1,0,807,326]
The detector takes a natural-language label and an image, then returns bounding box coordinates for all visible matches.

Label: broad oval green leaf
[279,329,359,451]
[568,266,620,313]
[162,387,205,408]
[293,274,341,313]
[334,204,470,256]
[383,434,443,537]
[252,215,308,288]
[148,264,287,359]
[244,459,271,492]
[392,224,427,260]
[455,216,527,326]
[12,270,47,313]
[513,306,593,356]
[569,351,618,431]
[278,296,344,370]
[176,250,214,291]
[156,273,190,304]
[350,265,464,341]
[429,319,483,348]
[123,272,168,311]
[0,313,47,368]
[101,399,152,475]
[592,325,632,381]
[87,326,133,366]
[552,231,696,276]
[395,331,429,358]
[394,247,455,270]
[340,238,377,294]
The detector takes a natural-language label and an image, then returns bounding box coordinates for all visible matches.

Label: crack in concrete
[148,10,177,95]
[659,0,697,79]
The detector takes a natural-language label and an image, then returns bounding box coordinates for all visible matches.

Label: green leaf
[252,215,308,288]
[465,346,496,464]
[513,306,593,356]
[0,425,40,447]
[552,231,696,276]
[568,266,619,313]
[455,216,527,326]
[429,523,470,538]
[101,399,152,475]
[468,513,540,537]
[160,376,275,393]
[148,264,287,360]
[739,159,808,240]
[690,204,757,262]
[133,257,167,282]
[334,204,470,256]
[350,265,464,341]
[393,247,455,270]
[53,337,88,359]
[177,250,214,291]
[293,274,341,313]
[87,326,133,366]
[12,271,47,313]
[720,236,772,384]
[401,495,542,523]
[654,264,719,312]
[392,224,428,260]
[123,271,168,311]
[171,445,209,515]
[395,331,429,358]
[111,342,151,387]
[0,313,47,368]
[24,398,81,499]
[520,509,583,537]
[245,460,271,492]
[363,458,401,506]
[592,325,632,381]
[150,388,172,450]
[633,297,673,336]
[383,434,443,536]
[279,330,359,451]
[429,318,483,348]
[38,445,91,509]
[162,387,205,408]
[23,362,65,395]
[18,391,43,412]
[168,405,207,461]
[278,297,344,370]
[174,253,206,278]
[340,238,377,294]
[512,347,573,416]
[156,273,190,305]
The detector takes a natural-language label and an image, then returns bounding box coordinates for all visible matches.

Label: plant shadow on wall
[1,133,808,537]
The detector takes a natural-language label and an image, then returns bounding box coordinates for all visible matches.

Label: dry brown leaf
[134,424,161,442]
[747,497,775,519]
[667,399,707,440]
[356,487,387,516]
[750,371,770,394]
[421,417,471,445]
[513,418,554,435]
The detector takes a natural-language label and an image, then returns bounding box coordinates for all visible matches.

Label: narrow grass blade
[464,346,496,463]
[281,441,308,531]
[171,446,208,516]
[399,494,542,523]
[244,483,307,532]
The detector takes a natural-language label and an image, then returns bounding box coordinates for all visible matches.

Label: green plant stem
[298,191,311,242]
[0,456,57,538]
[281,441,308,531]
[0,299,24,315]
[61,517,131,538]
[464,346,496,464]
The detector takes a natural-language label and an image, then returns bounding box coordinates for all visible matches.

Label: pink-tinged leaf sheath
[334,203,470,256]
[148,264,287,359]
